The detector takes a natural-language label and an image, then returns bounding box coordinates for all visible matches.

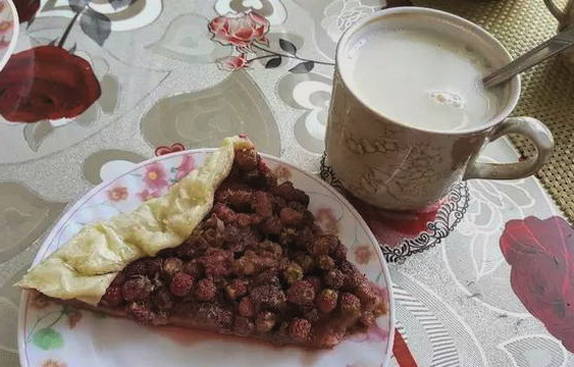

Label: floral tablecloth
[0,1,573,366]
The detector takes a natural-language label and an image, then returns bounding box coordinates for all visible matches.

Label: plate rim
[0,0,19,72]
[18,148,395,367]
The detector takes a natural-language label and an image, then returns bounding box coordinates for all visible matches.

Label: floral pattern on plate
[18,150,394,367]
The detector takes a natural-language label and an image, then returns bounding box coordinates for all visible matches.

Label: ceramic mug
[325,7,554,211]
[544,0,574,71]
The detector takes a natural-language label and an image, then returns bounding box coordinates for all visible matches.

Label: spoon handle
[483,27,574,88]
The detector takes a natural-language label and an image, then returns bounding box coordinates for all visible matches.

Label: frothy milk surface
[346,28,504,131]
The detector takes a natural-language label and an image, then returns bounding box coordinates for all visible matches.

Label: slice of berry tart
[17,136,387,348]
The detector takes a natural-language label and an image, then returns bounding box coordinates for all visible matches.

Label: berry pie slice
[17,136,387,348]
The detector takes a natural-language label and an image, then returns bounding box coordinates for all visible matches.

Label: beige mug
[544,0,574,71]
[325,7,554,211]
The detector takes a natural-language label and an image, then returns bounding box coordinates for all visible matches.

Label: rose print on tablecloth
[0,46,101,122]
[154,143,186,157]
[0,0,112,124]
[500,216,574,352]
[208,10,333,72]
[216,54,249,71]
[15,0,40,23]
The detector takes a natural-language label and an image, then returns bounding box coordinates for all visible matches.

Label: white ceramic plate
[0,0,18,71]
[18,150,394,367]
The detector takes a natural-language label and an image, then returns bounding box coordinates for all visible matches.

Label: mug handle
[544,0,567,23]
[464,117,554,180]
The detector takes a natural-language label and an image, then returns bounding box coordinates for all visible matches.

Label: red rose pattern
[208,11,269,51]
[14,0,40,23]
[354,245,373,265]
[0,46,101,123]
[500,216,574,352]
[216,54,248,71]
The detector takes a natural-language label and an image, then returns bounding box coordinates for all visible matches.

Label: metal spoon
[483,26,574,88]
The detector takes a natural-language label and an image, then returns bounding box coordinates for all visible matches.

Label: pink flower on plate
[354,245,373,265]
[137,189,161,202]
[107,186,128,202]
[143,162,168,190]
[41,360,66,367]
[176,154,195,181]
[208,11,269,51]
[216,54,248,71]
[0,21,12,34]
[315,208,339,234]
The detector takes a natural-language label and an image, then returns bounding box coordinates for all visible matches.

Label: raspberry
[225,279,249,300]
[340,292,361,315]
[250,285,287,310]
[234,316,255,336]
[252,270,281,288]
[100,285,124,307]
[199,248,233,277]
[340,261,365,290]
[316,328,345,348]
[259,216,283,235]
[359,311,376,327]
[122,276,153,302]
[235,148,258,171]
[195,303,233,330]
[323,269,345,290]
[252,191,273,217]
[306,276,322,295]
[127,301,155,324]
[279,207,304,227]
[283,262,304,285]
[254,240,283,259]
[287,201,307,212]
[355,281,379,311]
[288,318,312,341]
[153,287,174,311]
[313,235,338,255]
[213,203,237,224]
[162,257,183,278]
[125,258,162,278]
[233,256,257,276]
[256,311,277,333]
[279,228,297,246]
[227,190,253,211]
[169,272,194,297]
[331,242,348,261]
[304,308,320,323]
[317,255,335,271]
[273,182,309,205]
[238,296,256,317]
[236,213,254,227]
[183,260,204,277]
[316,289,338,313]
[287,280,316,306]
[194,278,217,301]
[294,226,314,249]
[293,253,314,273]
